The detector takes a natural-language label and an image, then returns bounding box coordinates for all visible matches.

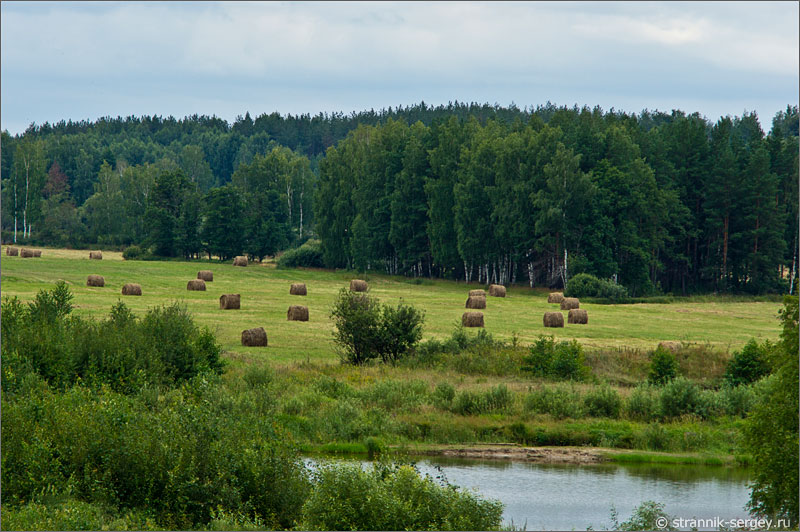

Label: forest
[2,101,797,295]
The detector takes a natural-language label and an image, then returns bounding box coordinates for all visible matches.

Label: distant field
[0,246,784,363]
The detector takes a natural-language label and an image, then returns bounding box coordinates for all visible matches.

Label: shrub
[659,377,703,419]
[452,385,513,415]
[524,384,584,419]
[432,382,456,409]
[300,463,504,531]
[584,385,622,418]
[625,383,660,421]
[522,336,591,381]
[330,289,424,365]
[122,245,144,260]
[724,339,770,387]
[611,500,676,531]
[276,239,324,268]
[647,347,678,385]
[720,383,757,417]
[1,284,224,394]
[565,273,628,300]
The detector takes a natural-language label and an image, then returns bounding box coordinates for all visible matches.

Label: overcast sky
[1,1,797,135]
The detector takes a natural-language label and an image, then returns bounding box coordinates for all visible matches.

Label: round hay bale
[187,279,206,291]
[197,270,214,282]
[32,250,42,257]
[568,309,588,324]
[20,248,34,258]
[122,283,142,296]
[350,279,368,292]
[219,294,241,309]
[465,295,486,309]
[469,289,486,297]
[488,284,506,297]
[287,305,309,321]
[89,251,103,260]
[6,246,19,256]
[462,311,484,328]
[87,274,105,287]
[233,256,248,267]
[658,341,682,353]
[543,311,564,328]
[290,283,307,295]
[560,297,580,310]
[241,327,268,347]
[548,292,565,304]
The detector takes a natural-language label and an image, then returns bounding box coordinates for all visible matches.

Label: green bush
[299,462,504,531]
[432,382,456,409]
[720,383,757,417]
[122,245,144,260]
[524,384,585,419]
[584,385,623,418]
[724,339,770,387]
[659,377,703,419]
[647,347,678,385]
[625,383,660,421]
[1,285,223,394]
[522,336,591,381]
[330,289,424,365]
[565,273,628,300]
[276,239,324,268]
[452,385,513,415]
[611,500,676,531]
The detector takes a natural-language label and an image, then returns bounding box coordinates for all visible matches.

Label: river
[307,456,752,531]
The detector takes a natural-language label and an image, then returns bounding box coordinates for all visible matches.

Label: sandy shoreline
[411,445,606,464]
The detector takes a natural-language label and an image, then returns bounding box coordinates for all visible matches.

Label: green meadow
[0,246,783,365]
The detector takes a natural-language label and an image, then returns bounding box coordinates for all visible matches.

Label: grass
[0,246,784,365]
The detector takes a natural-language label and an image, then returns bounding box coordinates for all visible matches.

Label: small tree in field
[330,289,424,365]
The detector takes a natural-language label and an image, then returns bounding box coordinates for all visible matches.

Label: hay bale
[287,305,309,321]
[568,309,588,324]
[87,274,105,287]
[233,255,248,267]
[197,270,214,282]
[548,292,565,303]
[32,250,42,257]
[187,279,206,291]
[465,295,486,309]
[20,248,34,258]
[350,279,368,292]
[122,283,142,296]
[89,251,103,260]
[462,311,484,327]
[290,283,307,295]
[488,284,506,297]
[560,297,580,310]
[543,311,564,328]
[469,289,486,297]
[658,341,682,353]
[241,327,268,347]
[219,294,241,309]
[6,246,19,256]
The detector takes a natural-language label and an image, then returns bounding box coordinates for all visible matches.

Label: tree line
[314,106,798,295]
[2,102,797,294]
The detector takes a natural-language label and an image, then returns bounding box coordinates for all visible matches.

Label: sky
[1,1,798,135]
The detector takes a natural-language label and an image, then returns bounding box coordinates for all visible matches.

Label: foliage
[299,462,504,531]
[724,338,771,386]
[276,239,325,268]
[583,385,623,418]
[743,296,799,523]
[329,288,424,365]
[521,336,591,381]
[610,500,676,531]
[451,384,513,415]
[565,273,629,300]
[1,283,223,394]
[122,244,144,260]
[647,347,678,385]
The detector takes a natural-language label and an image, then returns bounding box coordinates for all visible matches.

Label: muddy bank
[412,444,606,464]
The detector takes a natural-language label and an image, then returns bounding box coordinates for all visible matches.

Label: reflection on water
[307,455,752,531]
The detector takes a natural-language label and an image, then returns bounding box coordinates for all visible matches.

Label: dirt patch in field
[416,445,605,464]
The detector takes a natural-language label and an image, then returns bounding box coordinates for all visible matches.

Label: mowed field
[0,246,785,363]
